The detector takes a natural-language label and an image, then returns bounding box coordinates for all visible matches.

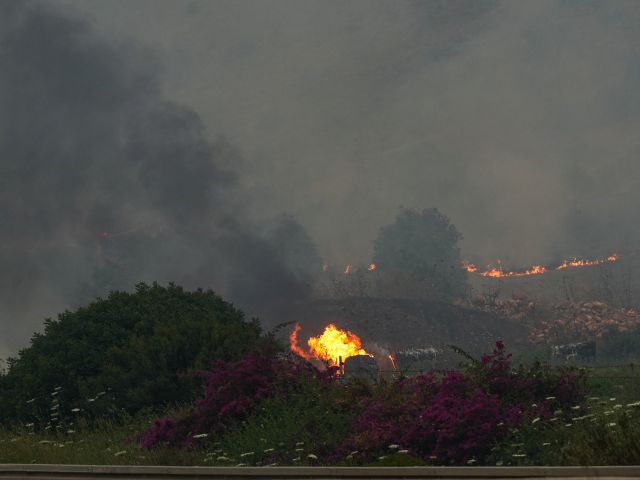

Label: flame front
[290,323,368,367]
[464,253,618,278]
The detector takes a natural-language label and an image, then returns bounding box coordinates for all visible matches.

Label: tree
[373,208,468,299]
[0,283,262,425]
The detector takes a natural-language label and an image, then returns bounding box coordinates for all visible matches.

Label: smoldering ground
[0,0,318,357]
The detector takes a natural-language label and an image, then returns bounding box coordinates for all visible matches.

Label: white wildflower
[531,417,540,424]
[114,450,127,457]
[235,463,247,467]
[607,422,617,427]
[545,396,556,400]
[307,454,318,460]
[263,448,275,453]
[398,449,409,454]
[295,441,304,446]
[388,444,399,449]
[512,453,527,458]
[71,408,81,413]
[192,433,208,439]
[378,456,387,460]
[240,451,254,458]
[542,442,551,446]
[216,456,230,462]
[295,448,304,452]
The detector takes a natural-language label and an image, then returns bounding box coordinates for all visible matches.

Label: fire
[289,323,313,361]
[465,254,618,278]
[556,253,618,270]
[388,354,398,370]
[367,263,377,271]
[290,323,368,367]
[463,262,477,273]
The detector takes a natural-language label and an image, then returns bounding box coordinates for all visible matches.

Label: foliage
[372,208,468,299]
[336,341,586,465]
[138,345,338,449]
[0,283,261,426]
[140,340,586,466]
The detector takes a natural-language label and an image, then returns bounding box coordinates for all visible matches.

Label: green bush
[0,283,261,426]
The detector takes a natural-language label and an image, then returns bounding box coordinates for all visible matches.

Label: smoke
[5,0,640,354]
[0,0,317,357]
[44,0,640,271]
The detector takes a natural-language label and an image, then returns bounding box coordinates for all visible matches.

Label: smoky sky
[3,0,640,356]
[0,0,317,357]
[46,0,640,268]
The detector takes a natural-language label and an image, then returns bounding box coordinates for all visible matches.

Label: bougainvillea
[138,344,338,448]
[140,340,586,466]
[336,341,586,465]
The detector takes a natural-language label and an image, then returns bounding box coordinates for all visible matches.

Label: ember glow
[290,323,368,367]
[465,254,618,278]
[367,263,377,271]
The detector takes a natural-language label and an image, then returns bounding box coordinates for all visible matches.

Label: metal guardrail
[0,465,639,480]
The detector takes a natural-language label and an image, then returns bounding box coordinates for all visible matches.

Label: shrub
[0,283,261,425]
[139,345,338,449]
[336,341,586,465]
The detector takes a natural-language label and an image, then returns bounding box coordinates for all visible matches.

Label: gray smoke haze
[47,0,640,269]
[0,0,316,357]
[3,0,640,355]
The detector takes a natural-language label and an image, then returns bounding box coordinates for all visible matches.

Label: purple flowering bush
[139,341,585,466]
[138,344,338,448]
[336,341,586,465]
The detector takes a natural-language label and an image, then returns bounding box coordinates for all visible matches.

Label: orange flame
[367,263,377,271]
[556,253,618,270]
[289,323,313,361]
[463,262,478,273]
[465,253,618,278]
[290,323,368,367]
[388,354,398,371]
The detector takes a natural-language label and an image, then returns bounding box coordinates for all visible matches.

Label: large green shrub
[0,283,261,425]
